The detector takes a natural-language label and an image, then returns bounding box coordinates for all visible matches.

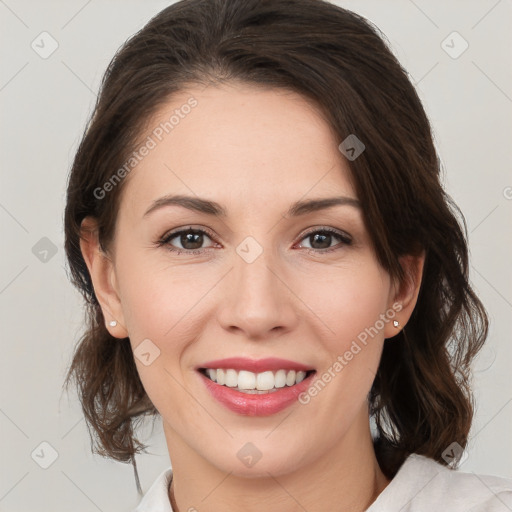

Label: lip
[196,357,315,373]
[197,368,317,416]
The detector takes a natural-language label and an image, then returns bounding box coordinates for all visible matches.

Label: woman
[63,0,512,510]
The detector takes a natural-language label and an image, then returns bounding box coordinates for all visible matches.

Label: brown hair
[63,0,488,490]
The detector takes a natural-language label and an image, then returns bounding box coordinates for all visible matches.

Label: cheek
[113,250,201,413]
[114,246,201,340]
[294,266,390,434]
[300,260,391,352]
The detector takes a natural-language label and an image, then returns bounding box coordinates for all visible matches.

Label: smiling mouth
[198,368,316,394]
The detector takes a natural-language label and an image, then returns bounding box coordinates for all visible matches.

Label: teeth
[285,370,296,386]
[257,371,275,390]
[225,369,238,387]
[238,370,256,390]
[202,368,310,390]
[274,369,287,388]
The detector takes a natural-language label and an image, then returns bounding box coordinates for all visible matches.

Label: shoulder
[420,456,512,511]
[368,453,512,511]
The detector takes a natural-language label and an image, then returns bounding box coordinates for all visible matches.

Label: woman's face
[98,82,408,477]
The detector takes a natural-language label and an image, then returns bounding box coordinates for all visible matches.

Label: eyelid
[297,226,352,244]
[159,225,216,244]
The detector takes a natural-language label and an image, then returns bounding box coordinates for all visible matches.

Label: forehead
[120,82,356,219]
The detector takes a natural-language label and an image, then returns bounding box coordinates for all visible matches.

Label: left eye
[158,227,351,254]
[298,229,351,251]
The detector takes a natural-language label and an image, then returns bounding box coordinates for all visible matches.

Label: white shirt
[134,453,512,511]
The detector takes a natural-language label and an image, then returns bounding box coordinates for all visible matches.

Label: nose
[216,244,299,340]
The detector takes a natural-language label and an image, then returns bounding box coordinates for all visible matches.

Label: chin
[210,444,309,479]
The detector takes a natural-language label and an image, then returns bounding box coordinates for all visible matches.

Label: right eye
[158,227,217,254]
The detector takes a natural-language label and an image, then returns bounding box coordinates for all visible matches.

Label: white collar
[133,454,512,511]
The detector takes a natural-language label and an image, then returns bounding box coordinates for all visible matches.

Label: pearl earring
[109,320,118,327]
[393,320,400,328]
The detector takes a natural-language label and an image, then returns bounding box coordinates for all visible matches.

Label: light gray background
[1,1,511,511]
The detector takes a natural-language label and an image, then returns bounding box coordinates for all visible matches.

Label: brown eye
[175,230,206,250]
[298,228,352,253]
[160,228,216,253]
[307,232,334,250]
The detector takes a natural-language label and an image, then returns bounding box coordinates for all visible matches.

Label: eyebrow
[143,194,361,218]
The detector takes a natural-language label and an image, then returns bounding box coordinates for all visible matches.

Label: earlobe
[79,217,129,338]
[384,251,425,339]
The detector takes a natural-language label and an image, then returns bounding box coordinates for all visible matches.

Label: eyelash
[156,225,352,256]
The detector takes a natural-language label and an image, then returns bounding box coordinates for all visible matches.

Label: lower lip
[198,370,316,416]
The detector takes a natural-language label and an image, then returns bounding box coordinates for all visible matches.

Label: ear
[383,250,425,339]
[79,216,128,338]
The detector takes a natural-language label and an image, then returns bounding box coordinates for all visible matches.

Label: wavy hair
[63,0,488,491]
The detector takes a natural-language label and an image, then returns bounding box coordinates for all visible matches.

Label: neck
[165,411,390,512]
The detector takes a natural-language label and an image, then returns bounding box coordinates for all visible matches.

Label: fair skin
[80,82,424,512]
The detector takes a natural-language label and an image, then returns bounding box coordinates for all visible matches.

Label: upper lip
[196,357,315,373]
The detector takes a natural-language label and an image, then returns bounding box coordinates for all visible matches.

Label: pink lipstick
[196,357,316,416]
